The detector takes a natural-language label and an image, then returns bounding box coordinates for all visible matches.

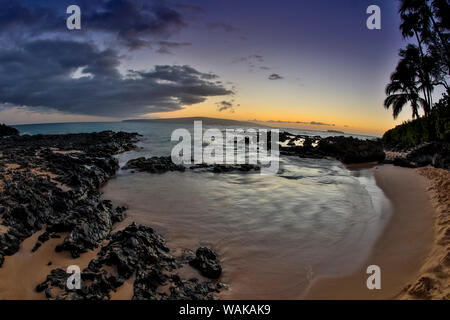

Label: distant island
[327,130,345,134]
[123,117,258,127]
[123,118,354,135]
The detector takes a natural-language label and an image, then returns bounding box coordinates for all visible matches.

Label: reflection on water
[102,156,390,299]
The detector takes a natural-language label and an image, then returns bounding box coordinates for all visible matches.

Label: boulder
[406,142,450,170]
[189,247,222,279]
[393,157,417,168]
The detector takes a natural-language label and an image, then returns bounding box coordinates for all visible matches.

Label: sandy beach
[399,167,450,299]
[305,164,448,299]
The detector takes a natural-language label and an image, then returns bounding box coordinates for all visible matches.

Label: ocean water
[12,121,390,299]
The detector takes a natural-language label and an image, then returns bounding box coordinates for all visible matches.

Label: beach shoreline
[0,130,447,300]
[399,167,450,299]
[304,164,445,299]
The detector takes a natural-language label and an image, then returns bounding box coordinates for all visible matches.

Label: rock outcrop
[0,131,223,300]
[0,131,139,264]
[123,156,260,174]
[37,223,223,300]
[384,142,450,170]
[0,124,19,137]
[279,132,386,164]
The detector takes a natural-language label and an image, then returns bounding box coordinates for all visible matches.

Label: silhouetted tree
[385,45,427,119]
[386,0,449,119]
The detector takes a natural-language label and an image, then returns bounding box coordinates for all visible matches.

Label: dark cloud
[268,73,283,80]
[156,41,192,54]
[0,39,232,117]
[175,3,205,13]
[84,0,187,49]
[232,55,263,64]
[216,100,239,113]
[263,120,335,126]
[232,54,265,71]
[310,121,335,126]
[266,120,306,124]
[206,22,239,33]
[0,0,188,50]
[0,0,59,40]
[0,1,238,118]
[247,54,264,63]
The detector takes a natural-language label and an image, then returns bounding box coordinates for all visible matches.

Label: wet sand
[0,164,440,300]
[0,231,101,299]
[305,164,435,299]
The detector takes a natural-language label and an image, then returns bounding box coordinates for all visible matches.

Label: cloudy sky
[0,0,413,135]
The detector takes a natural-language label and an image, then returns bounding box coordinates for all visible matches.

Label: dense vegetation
[382,0,449,148]
[383,92,450,147]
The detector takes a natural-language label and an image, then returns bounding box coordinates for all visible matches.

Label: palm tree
[430,0,449,64]
[429,0,450,88]
[385,0,449,120]
[399,1,434,108]
[384,46,428,119]
[398,0,450,106]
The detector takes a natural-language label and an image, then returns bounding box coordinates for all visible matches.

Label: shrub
[382,93,450,148]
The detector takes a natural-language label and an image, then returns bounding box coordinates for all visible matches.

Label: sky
[0,0,430,135]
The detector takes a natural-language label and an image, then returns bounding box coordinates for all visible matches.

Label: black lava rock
[189,247,222,279]
[279,132,386,164]
[37,223,223,300]
[124,156,185,173]
[0,124,19,137]
[393,157,417,168]
[124,156,260,174]
[0,131,138,263]
[1,130,225,300]
[406,142,450,170]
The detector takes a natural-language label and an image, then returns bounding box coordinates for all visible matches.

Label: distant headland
[123,117,258,127]
[327,130,345,134]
